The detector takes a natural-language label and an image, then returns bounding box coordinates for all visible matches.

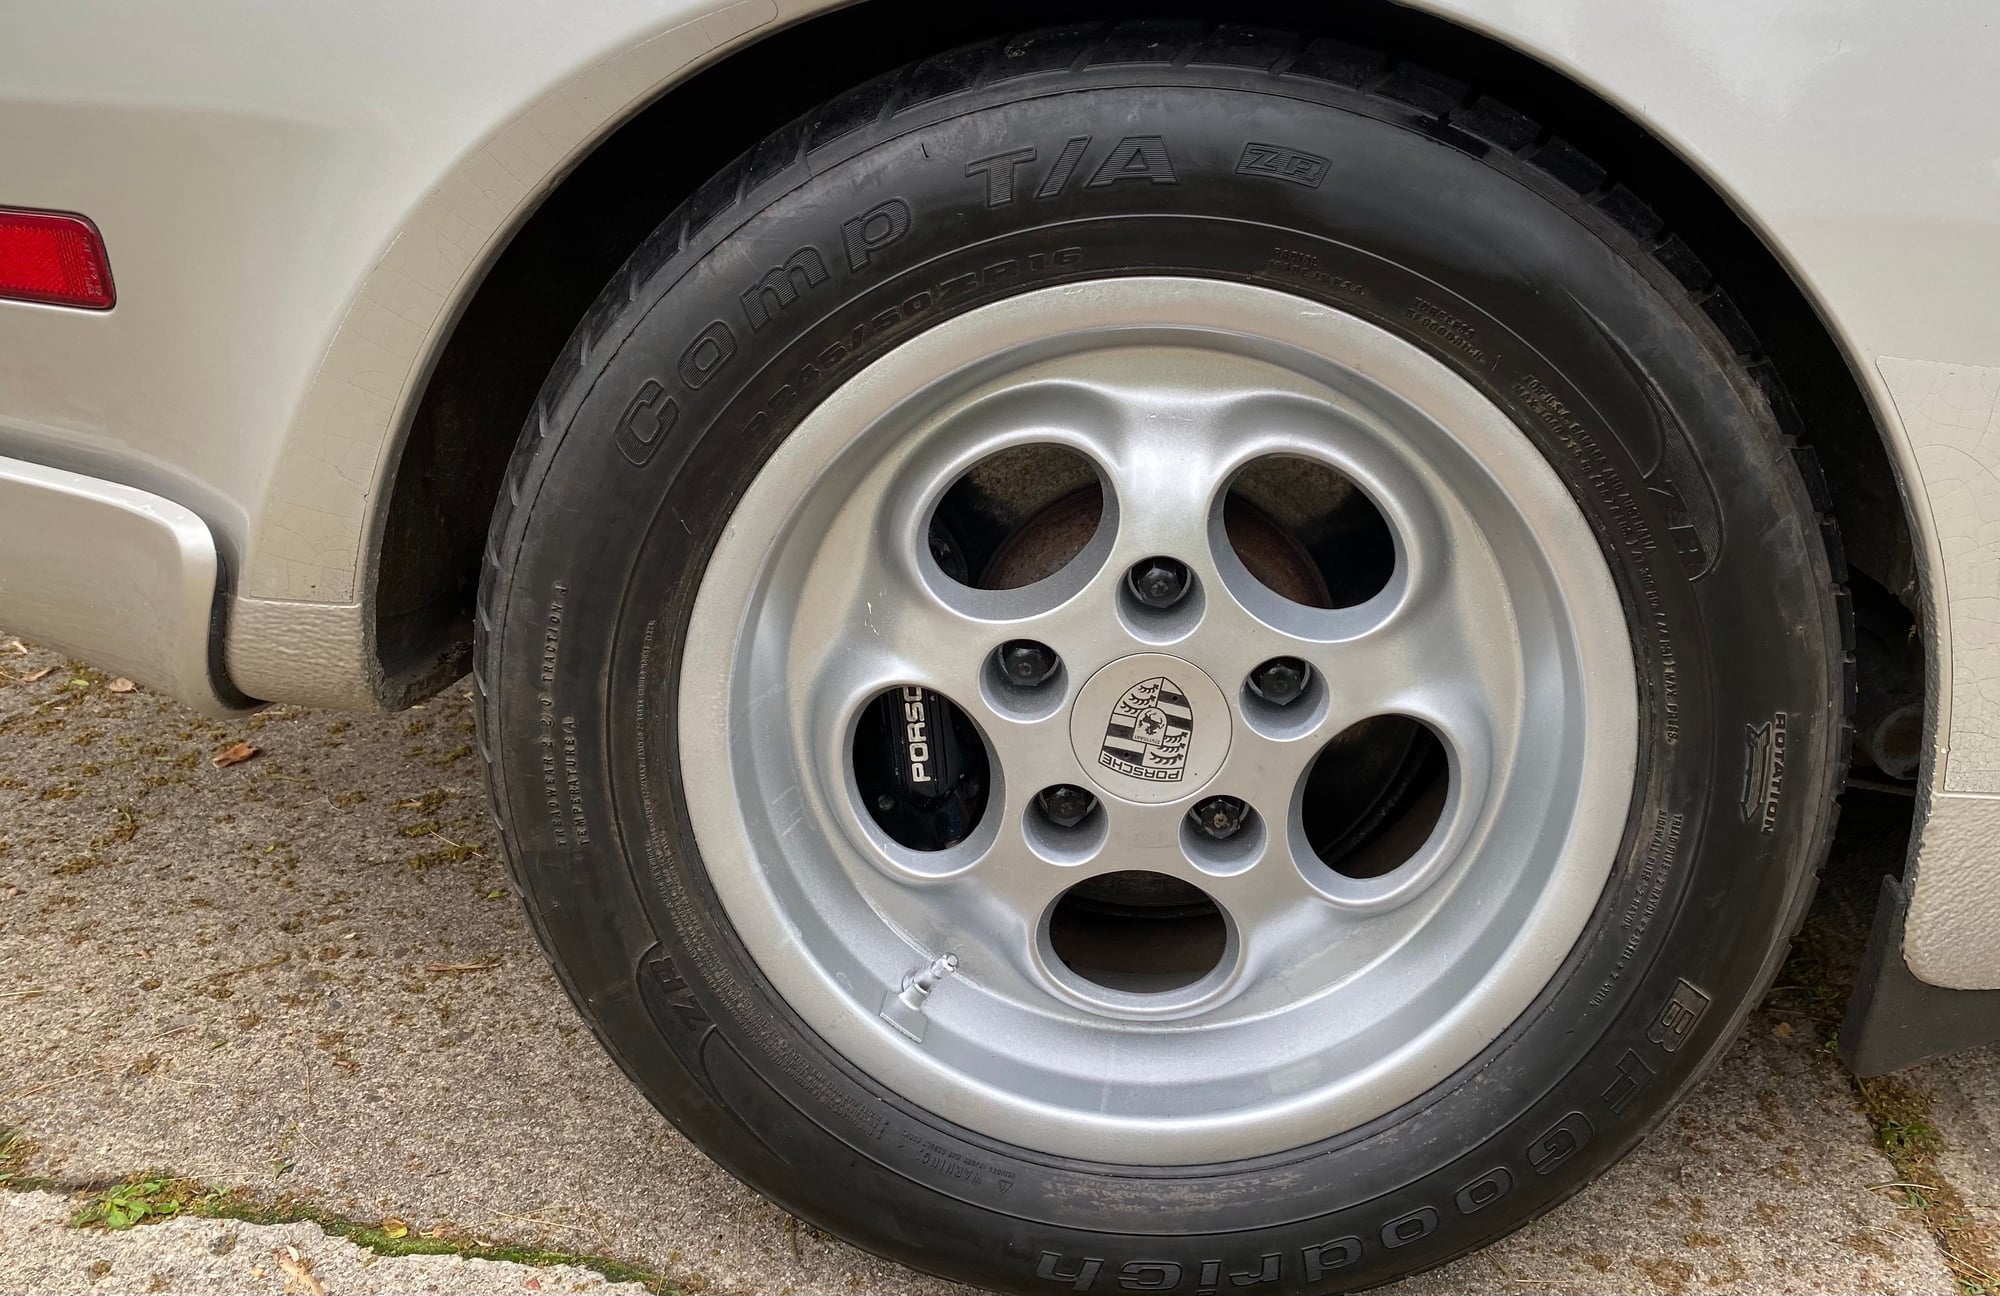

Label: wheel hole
[853,685,990,851]
[1224,455,1394,609]
[1048,871,1226,993]
[1301,717,1448,879]
[929,444,1103,591]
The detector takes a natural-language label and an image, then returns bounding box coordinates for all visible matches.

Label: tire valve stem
[880,953,959,1042]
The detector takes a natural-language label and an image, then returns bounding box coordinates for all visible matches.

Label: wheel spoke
[892,808,1057,974]
[1090,419,1234,570]
[791,513,994,699]
[1332,569,1508,749]
[1202,851,1349,991]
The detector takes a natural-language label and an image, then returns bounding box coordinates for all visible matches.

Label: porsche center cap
[1069,654,1231,804]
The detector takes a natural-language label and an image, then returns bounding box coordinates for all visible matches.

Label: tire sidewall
[483,68,1838,1292]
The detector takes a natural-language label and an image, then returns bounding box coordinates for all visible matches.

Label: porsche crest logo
[1098,676,1194,782]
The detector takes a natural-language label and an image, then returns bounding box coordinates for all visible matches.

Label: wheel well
[373,0,1913,703]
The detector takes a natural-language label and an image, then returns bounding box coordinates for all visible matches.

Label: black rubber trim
[1840,875,2000,1075]
[203,548,261,711]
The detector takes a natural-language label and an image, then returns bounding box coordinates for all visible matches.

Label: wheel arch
[328,0,1915,714]
[326,0,2000,1006]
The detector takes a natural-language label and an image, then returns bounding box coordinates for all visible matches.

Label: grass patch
[1767,908,1998,1295]
[1854,1074,1999,1295]
[72,1177,212,1229]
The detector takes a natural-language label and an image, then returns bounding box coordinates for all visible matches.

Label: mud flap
[1840,875,2000,1075]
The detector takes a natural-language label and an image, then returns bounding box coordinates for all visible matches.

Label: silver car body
[2,0,1997,991]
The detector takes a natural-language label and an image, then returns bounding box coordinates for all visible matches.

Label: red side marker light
[0,208,115,310]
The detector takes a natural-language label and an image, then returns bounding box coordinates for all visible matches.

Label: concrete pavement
[0,633,1991,1294]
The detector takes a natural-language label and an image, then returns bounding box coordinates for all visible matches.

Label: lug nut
[1037,784,1096,829]
[1247,657,1312,706]
[1190,796,1249,840]
[1127,557,1192,609]
[997,640,1060,687]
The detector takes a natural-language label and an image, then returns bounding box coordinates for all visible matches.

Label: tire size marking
[635,618,672,886]
[1587,810,1685,1008]
[1258,246,1369,299]
[1513,371,1681,743]
[1405,297,1488,366]
[535,581,592,849]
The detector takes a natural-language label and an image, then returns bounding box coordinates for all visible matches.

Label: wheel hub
[1069,653,1231,804]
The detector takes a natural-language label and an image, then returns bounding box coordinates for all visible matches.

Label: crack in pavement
[1,1183,661,1295]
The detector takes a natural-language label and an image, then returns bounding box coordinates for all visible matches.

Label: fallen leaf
[4,639,25,655]
[106,678,135,693]
[425,959,499,974]
[212,742,260,768]
[381,1217,409,1239]
[277,1248,325,1296]
[1771,1020,1794,1038]
[20,666,51,683]
[525,1279,542,1291]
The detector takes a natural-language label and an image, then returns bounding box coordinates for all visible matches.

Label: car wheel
[476,26,1849,1293]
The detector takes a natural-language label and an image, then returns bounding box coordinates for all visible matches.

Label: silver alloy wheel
[678,278,1638,1165]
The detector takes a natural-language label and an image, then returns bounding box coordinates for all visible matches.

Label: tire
[476,25,1850,1294]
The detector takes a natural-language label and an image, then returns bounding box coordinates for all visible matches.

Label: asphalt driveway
[1,633,1994,1294]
